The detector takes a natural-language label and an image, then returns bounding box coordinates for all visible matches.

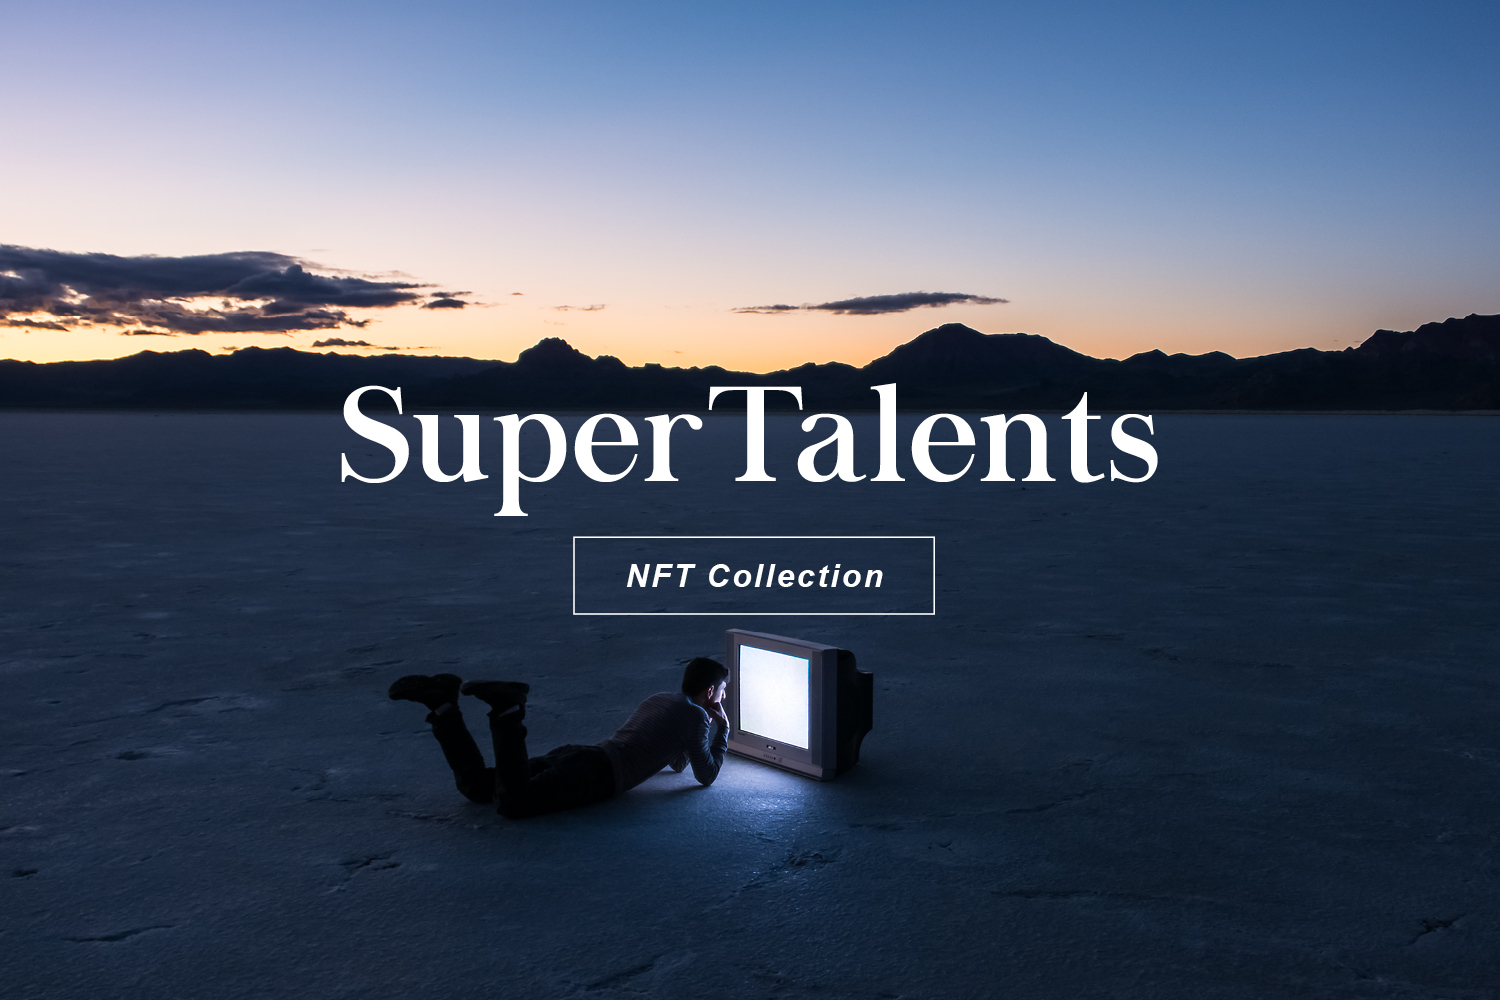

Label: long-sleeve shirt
[596,692,728,794]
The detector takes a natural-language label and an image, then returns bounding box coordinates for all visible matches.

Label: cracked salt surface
[2,411,1498,998]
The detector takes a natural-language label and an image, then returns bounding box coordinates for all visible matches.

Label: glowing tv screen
[725,629,873,781]
[737,644,811,749]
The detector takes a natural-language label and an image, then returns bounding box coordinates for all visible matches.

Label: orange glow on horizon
[0,300,1454,370]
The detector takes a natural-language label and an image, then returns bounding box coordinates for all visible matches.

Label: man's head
[682,656,729,705]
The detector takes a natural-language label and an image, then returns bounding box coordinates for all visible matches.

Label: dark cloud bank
[0,245,470,335]
[734,291,1008,315]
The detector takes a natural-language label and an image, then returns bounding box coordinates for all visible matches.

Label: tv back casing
[725,628,873,781]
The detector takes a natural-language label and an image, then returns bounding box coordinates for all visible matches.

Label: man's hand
[707,683,729,728]
[706,699,728,728]
[694,679,729,728]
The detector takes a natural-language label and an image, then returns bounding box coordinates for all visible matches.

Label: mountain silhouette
[0,347,500,410]
[3,314,1499,411]
[865,325,1102,390]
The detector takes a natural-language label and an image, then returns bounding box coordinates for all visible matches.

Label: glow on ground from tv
[737,644,810,749]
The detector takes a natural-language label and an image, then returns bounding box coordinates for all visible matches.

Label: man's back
[597,692,728,793]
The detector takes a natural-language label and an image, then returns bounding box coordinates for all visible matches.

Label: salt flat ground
[2,411,1498,1000]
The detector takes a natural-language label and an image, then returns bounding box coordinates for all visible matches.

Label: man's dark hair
[681,656,728,694]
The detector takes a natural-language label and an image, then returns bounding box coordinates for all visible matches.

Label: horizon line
[9,315,1479,373]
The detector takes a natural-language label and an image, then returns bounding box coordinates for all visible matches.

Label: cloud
[310,337,403,350]
[553,304,606,312]
[0,245,477,335]
[733,291,1008,316]
[732,303,800,315]
[422,297,467,309]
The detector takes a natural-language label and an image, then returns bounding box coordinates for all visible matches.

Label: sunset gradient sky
[2,1,1497,369]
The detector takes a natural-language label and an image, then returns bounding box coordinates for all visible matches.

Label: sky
[2,0,1497,370]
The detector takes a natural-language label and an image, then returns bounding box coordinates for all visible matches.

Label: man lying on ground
[387,657,730,818]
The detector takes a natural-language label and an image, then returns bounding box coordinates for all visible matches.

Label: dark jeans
[428,706,615,819]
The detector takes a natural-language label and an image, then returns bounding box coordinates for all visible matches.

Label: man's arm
[686,705,728,786]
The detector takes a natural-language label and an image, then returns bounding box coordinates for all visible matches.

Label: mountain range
[3,313,1499,411]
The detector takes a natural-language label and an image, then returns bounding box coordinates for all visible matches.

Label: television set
[724,629,873,780]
